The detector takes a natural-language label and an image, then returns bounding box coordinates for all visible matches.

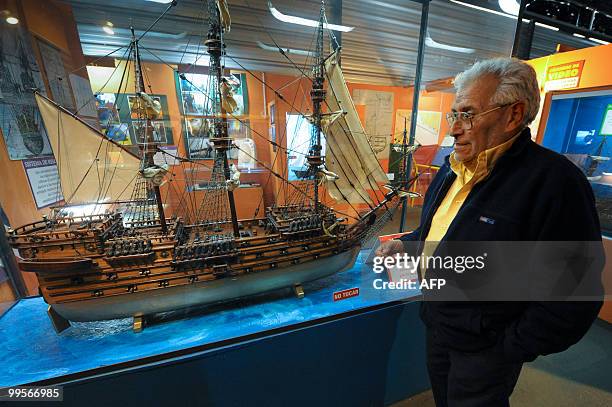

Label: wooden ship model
[7,0,413,333]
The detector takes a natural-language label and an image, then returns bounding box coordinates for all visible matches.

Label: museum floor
[393,298,612,406]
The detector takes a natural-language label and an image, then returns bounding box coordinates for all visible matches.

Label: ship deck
[0,249,420,387]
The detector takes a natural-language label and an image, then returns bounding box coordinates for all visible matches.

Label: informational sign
[544,60,585,92]
[600,104,612,136]
[333,287,360,301]
[23,157,63,209]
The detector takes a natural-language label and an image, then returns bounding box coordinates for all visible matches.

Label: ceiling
[63,0,604,87]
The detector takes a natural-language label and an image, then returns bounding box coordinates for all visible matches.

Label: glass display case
[0,0,530,385]
[538,86,612,236]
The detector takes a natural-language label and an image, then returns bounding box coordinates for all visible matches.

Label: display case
[538,85,612,236]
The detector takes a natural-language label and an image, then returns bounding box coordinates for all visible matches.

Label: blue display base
[0,250,420,387]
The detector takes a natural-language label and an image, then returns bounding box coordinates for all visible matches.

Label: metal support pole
[399,0,429,233]
[511,0,528,58]
[330,0,342,63]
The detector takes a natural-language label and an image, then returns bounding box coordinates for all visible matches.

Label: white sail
[35,93,142,204]
[323,52,388,206]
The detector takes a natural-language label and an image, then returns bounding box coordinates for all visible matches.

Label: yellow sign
[544,60,585,92]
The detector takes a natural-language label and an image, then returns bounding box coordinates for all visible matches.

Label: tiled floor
[391,320,612,406]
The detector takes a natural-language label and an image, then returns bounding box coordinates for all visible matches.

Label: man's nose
[450,120,464,136]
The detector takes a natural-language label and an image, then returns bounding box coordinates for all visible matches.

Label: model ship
[7,0,413,333]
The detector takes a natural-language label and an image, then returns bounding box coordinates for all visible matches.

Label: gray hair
[454,58,541,126]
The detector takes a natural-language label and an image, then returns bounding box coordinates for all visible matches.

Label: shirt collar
[449,130,523,181]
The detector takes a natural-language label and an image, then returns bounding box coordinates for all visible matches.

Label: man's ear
[506,102,526,132]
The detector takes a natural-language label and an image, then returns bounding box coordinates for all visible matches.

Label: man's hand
[375,239,404,258]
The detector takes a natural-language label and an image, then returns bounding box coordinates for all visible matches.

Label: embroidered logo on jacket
[479,216,496,225]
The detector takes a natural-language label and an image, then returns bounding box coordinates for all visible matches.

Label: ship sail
[322,51,388,206]
[35,93,142,204]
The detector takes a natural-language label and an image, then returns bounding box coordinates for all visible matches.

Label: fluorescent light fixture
[498,0,519,16]
[535,22,559,31]
[589,37,610,45]
[256,41,314,56]
[573,33,586,38]
[5,16,18,24]
[103,25,115,35]
[268,1,354,32]
[450,0,515,19]
[426,30,475,54]
[145,0,173,3]
[450,0,529,22]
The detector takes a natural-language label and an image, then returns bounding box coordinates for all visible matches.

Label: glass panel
[540,88,612,236]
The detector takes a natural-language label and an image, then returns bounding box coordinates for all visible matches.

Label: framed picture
[105,123,131,145]
[176,72,248,117]
[132,120,167,144]
[95,93,121,128]
[128,95,164,120]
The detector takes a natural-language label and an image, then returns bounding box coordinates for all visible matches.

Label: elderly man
[377,58,603,406]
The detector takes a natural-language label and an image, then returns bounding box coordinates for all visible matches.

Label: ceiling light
[145,0,173,3]
[498,0,519,16]
[268,1,354,32]
[535,22,559,31]
[589,37,610,45]
[450,0,515,19]
[573,33,586,38]
[426,30,475,54]
[103,26,115,35]
[6,16,18,24]
[450,0,528,22]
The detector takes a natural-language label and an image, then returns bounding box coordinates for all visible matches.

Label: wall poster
[37,39,75,111]
[352,89,393,160]
[0,21,52,160]
[69,73,98,119]
[393,109,442,146]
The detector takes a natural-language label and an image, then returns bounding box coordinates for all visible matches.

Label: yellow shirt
[420,133,521,275]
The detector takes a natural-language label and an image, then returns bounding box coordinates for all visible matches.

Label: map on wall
[37,39,75,112]
[0,23,52,160]
[393,109,442,146]
[353,89,393,160]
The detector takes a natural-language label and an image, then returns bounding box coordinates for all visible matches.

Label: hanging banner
[22,157,63,209]
[544,60,585,92]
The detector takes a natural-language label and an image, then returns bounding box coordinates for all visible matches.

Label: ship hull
[52,247,360,322]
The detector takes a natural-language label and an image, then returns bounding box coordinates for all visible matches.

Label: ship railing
[9,213,114,236]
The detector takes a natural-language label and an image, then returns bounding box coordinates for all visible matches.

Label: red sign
[544,60,585,91]
[333,287,360,301]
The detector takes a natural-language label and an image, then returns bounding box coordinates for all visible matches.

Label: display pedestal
[0,250,429,406]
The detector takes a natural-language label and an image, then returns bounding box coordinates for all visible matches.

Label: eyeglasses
[446,103,513,130]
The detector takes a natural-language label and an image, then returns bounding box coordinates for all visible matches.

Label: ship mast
[131,27,168,234]
[307,3,327,212]
[206,0,240,237]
